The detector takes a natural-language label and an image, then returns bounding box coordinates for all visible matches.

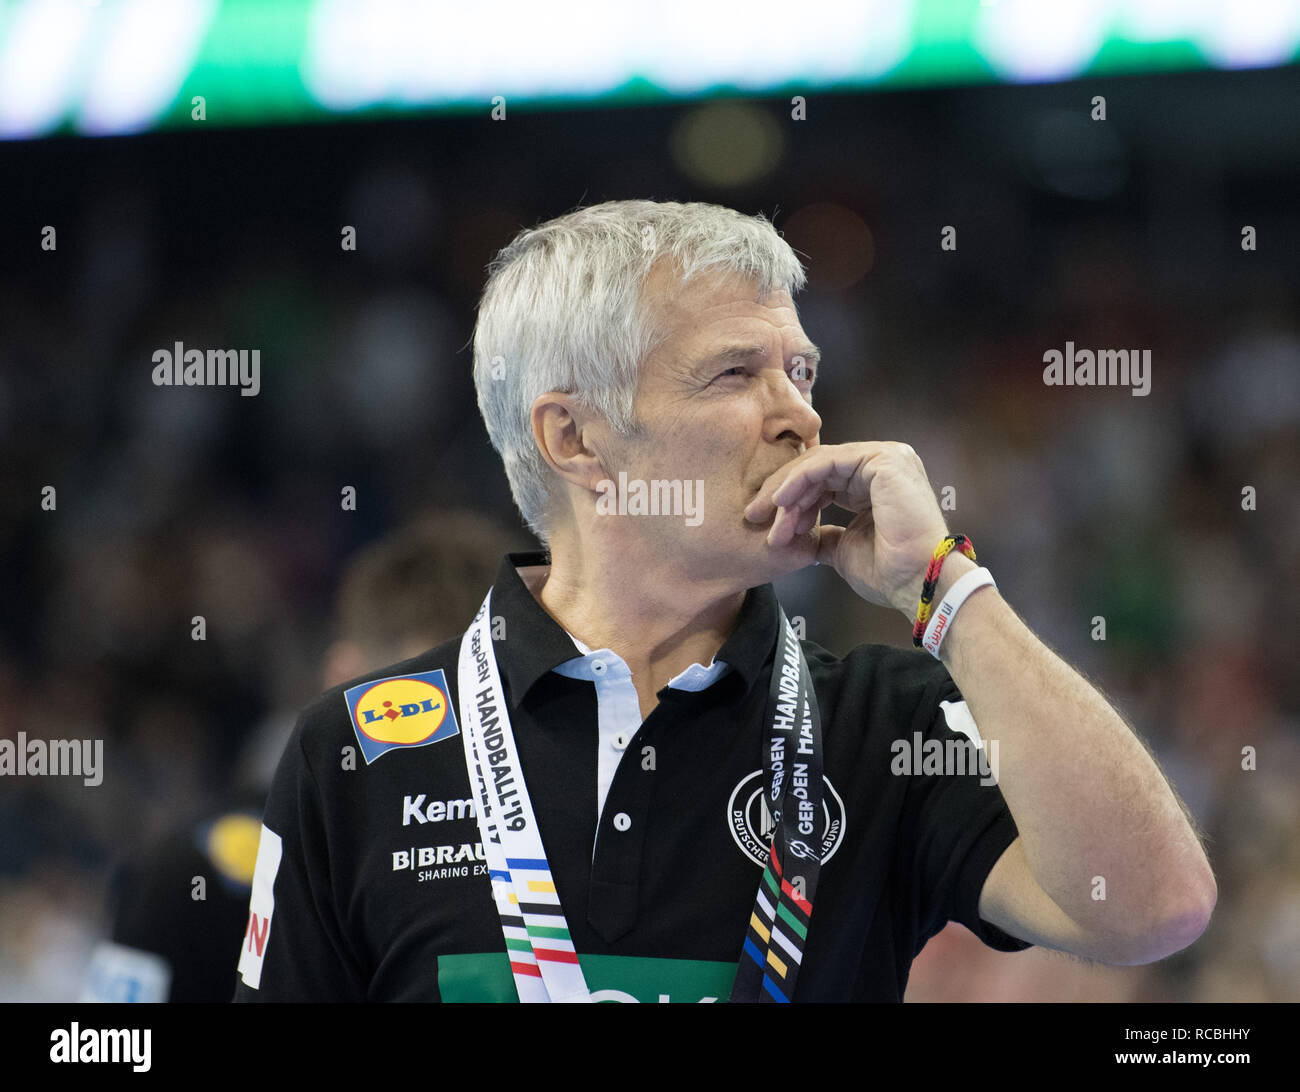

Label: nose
[764,369,822,450]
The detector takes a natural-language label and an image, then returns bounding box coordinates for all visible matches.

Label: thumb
[813,523,845,569]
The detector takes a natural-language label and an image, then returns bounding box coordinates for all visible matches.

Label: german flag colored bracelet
[912,534,977,647]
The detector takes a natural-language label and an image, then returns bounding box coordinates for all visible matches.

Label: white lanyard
[457,590,591,1002]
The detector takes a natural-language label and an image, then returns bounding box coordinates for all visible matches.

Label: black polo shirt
[233,551,1030,1003]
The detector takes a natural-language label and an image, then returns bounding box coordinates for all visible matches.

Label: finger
[779,476,832,514]
[785,488,837,527]
[766,504,800,546]
[744,490,776,523]
[745,471,794,522]
[765,506,786,545]
[785,485,864,521]
[813,523,844,567]
[745,448,834,522]
[746,461,834,523]
[747,443,887,522]
[771,448,871,508]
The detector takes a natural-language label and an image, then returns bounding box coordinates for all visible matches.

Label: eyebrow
[703,343,822,369]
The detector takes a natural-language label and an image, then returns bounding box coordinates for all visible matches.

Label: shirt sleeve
[232,716,367,1001]
[895,666,1033,955]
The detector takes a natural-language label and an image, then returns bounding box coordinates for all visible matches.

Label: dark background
[1,64,1297,1000]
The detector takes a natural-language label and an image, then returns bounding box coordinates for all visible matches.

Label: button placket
[587,710,659,943]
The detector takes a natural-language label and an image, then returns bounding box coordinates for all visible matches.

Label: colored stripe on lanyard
[729,607,824,1003]
[457,590,590,1003]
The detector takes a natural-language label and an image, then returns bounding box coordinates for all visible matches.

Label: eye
[716,366,747,379]
[789,363,816,387]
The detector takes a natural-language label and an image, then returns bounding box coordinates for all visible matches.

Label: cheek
[670,429,745,481]
[639,402,758,483]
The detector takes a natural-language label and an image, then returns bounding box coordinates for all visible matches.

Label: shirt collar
[487,551,780,703]
[556,631,733,692]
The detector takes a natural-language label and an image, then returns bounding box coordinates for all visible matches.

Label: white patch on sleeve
[237,824,283,990]
[940,699,983,746]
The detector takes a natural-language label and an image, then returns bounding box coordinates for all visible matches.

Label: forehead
[643,262,808,360]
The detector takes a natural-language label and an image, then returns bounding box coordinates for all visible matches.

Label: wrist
[927,563,996,660]
[897,548,977,621]
[932,551,978,602]
[906,532,983,651]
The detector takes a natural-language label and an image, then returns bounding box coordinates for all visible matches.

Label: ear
[530,392,611,496]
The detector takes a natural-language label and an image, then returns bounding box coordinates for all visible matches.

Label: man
[235,200,1215,1002]
[81,513,514,1002]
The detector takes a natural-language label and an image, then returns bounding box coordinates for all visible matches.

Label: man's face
[591,262,824,589]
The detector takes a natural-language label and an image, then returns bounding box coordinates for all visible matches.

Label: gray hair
[471,200,808,542]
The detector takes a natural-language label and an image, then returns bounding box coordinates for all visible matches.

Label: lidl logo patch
[345,670,459,764]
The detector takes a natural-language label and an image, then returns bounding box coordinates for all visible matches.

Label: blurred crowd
[1,67,1296,1001]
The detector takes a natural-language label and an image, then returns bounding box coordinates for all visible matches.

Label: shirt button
[612,732,630,750]
[613,812,631,831]
[591,661,607,676]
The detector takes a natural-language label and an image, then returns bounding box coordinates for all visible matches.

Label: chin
[672,517,819,588]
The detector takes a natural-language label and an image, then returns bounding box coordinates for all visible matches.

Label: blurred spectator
[78,512,524,1002]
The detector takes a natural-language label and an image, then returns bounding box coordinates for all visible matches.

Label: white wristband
[922,566,996,657]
